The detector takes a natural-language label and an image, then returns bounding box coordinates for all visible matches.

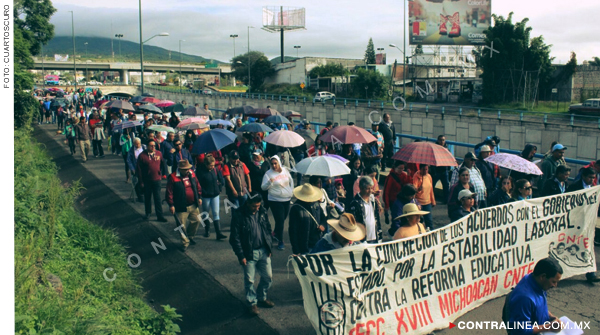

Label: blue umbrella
[191,129,237,154]
[207,119,234,127]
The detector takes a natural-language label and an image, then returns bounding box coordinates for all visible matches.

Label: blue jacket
[127,145,147,172]
[171,148,194,171]
[507,273,551,335]
[161,140,176,166]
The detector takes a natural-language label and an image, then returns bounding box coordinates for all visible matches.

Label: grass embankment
[485,101,571,113]
[14,130,181,334]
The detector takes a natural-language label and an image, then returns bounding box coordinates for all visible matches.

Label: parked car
[569,98,600,115]
[314,91,335,102]
[202,88,213,95]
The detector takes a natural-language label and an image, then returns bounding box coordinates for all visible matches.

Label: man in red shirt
[166,160,203,251]
[136,140,168,222]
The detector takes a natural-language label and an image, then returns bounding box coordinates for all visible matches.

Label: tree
[590,57,600,67]
[352,68,388,99]
[231,51,274,92]
[309,63,349,78]
[364,38,376,65]
[475,12,554,105]
[14,0,56,128]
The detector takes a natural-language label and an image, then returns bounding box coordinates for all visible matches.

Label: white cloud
[49,0,600,64]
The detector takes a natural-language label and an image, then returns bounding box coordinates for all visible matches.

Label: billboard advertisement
[376,53,387,65]
[408,0,491,45]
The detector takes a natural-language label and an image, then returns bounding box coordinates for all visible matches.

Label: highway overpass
[32,60,232,84]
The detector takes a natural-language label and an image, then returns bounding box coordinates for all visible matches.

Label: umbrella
[165,103,186,113]
[247,108,281,117]
[283,110,302,118]
[130,96,147,104]
[324,154,349,163]
[137,104,163,114]
[155,100,175,108]
[177,122,210,131]
[294,156,351,177]
[50,98,68,110]
[484,153,543,175]
[263,115,292,124]
[142,97,162,103]
[392,142,458,167]
[148,125,175,133]
[93,99,108,108]
[230,105,255,115]
[178,117,207,126]
[207,119,234,127]
[320,125,376,144]
[182,106,210,116]
[106,100,135,111]
[236,123,274,133]
[112,120,143,132]
[295,129,317,148]
[142,92,154,97]
[264,130,305,148]
[191,129,237,154]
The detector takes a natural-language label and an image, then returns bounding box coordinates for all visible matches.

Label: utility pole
[139,0,144,94]
[84,42,88,82]
[179,39,184,93]
[247,26,253,92]
[69,11,77,91]
[111,20,114,62]
[230,34,238,58]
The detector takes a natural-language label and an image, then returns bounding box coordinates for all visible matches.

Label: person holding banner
[392,203,429,240]
[448,167,476,217]
[228,193,275,316]
[450,189,477,222]
[347,176,382,244]
[506,258,564,334]
[389,184,419,237]
[310,213,365,253]
[512,179,533,201]
[542,165,571,197]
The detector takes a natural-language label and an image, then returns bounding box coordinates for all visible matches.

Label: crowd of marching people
[36,89,600,317]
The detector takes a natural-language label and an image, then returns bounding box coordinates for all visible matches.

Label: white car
[314,91,335,102]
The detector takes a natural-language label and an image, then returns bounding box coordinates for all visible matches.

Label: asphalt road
[35,123,600,335]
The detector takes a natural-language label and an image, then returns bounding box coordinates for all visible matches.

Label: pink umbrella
[320,125,377,144]
[264,130,305,148]
[142,97,162,103]
[178,117,206,126]
[484,153,543,175]
[155,100,175,108]
[392,142,458,167]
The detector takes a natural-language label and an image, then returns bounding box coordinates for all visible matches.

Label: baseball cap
[458,189,477,201]
[252,150,263,156]
[229,151,240,159]
[552,144,567,151]
[464,152,477,160]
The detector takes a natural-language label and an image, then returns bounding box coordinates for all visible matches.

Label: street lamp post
[115,34,123,61]
[247,26,253,92]
[230,34,238,58]
[294,45,301,58]
[179,39,184,93]
[138,0,169,95]
[84,42,88,82]
[389,43,406,99]
[68,11,77,91]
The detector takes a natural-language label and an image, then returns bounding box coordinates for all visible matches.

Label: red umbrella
[94,99,108,108]
[142,97,162,103]
[155,100,175,108]
[319,125,377,144]
[392,142,458,167]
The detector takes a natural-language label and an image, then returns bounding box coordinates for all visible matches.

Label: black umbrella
[296,129,317,148]
[130,96,148,104]
[50,98,68,111]
[236,123,274,133]
[247,108,281,117]
[230,105,255,115]
[182,106,209,116]
[165,103,186,114]
[106,100,135,111]
[142,92,154,97]
[137,104,163,114]
[263,115,291,124]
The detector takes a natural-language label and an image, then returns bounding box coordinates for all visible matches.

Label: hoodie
[261,155,294,202]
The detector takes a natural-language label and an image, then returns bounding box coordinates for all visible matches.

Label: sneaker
[249,305,259,316]
[216,233,227,240]
[157,216,168,222]
[277,241,285,250]
[257,300,275,308]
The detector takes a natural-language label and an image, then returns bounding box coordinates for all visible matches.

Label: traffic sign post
[300,82,305,94]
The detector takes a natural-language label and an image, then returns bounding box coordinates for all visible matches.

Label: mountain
[43,36,224,64]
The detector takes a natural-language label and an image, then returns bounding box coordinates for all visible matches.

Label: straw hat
[394,203,430,220]
[177,160,193,170]
[480,145,492,152]
[327,213,366,241]
[293,184,322,203]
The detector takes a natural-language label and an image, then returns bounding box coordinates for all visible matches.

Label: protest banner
[292,187,600,335]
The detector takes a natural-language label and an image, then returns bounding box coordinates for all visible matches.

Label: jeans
[269,200,290,242]
[143,179,164,218]
[242,247,272,305]
[229,194,248,210]
[92,140,104,157]
[67,138,76,154]
[202,195,220,221]
[51,110,57,124]
[421,203,434,230]
[57,115,64,129]
[111,133,121,154]
[432,167,449,202]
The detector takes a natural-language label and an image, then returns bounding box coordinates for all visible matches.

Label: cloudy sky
[49,0,599,64]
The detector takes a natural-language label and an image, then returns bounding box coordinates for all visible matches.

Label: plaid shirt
[450,164,486,202]
[369,130,384,150]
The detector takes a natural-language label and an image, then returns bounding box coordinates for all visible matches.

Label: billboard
[54,54,69,62]
[408,0,491,45]
[376,53,387,65]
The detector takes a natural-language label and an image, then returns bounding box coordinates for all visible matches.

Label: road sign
[300,82,305,89]
[552,88,558,93]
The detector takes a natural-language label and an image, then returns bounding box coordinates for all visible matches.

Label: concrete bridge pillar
[120,70,129,85]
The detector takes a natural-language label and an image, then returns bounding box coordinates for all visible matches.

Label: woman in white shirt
[261,155,294,250]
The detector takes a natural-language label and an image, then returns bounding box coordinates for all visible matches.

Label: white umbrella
[207,119,234,127]
[294,156,351,177]
[484,153,543,175]
[264,130,305,148]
